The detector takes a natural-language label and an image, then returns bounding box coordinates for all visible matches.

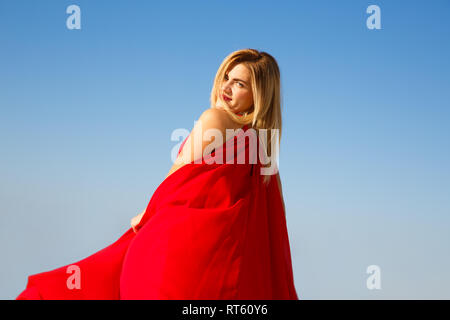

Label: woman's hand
[131,210,145,233]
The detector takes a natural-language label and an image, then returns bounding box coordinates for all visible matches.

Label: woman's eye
[224,75,243,87]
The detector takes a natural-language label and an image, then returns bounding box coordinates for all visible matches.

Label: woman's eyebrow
[225,72,249,84]
[231,77,248,84]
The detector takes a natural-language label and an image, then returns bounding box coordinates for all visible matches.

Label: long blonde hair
[210,48,282,184]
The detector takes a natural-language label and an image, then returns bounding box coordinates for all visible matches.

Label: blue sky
[1,0,449,299]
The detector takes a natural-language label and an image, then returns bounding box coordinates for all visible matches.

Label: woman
[16,49,299,300]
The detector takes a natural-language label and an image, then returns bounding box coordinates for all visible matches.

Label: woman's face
[216,63,254,114]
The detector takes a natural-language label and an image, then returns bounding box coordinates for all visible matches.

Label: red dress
[16,123,299,300]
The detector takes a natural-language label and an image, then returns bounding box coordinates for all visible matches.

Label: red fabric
[16,124,299,300]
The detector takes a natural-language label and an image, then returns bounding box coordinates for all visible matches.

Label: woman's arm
[133,109,233,232]
[165,108,230,180]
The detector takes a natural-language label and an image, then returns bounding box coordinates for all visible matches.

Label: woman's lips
[223,94,232,101]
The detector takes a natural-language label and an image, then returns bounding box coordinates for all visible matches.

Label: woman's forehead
[227,64,250,79]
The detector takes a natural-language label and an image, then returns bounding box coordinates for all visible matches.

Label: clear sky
[1,0,449,299]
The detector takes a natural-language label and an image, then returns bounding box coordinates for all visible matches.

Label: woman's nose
[222,83,231,94]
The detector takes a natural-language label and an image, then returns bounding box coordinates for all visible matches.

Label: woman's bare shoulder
[199,107,241,130]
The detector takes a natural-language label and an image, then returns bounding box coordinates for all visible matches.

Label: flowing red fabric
[16,124,299,300]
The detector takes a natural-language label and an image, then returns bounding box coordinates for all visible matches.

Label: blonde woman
[134,48,286,229]
[17,49,298,300]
